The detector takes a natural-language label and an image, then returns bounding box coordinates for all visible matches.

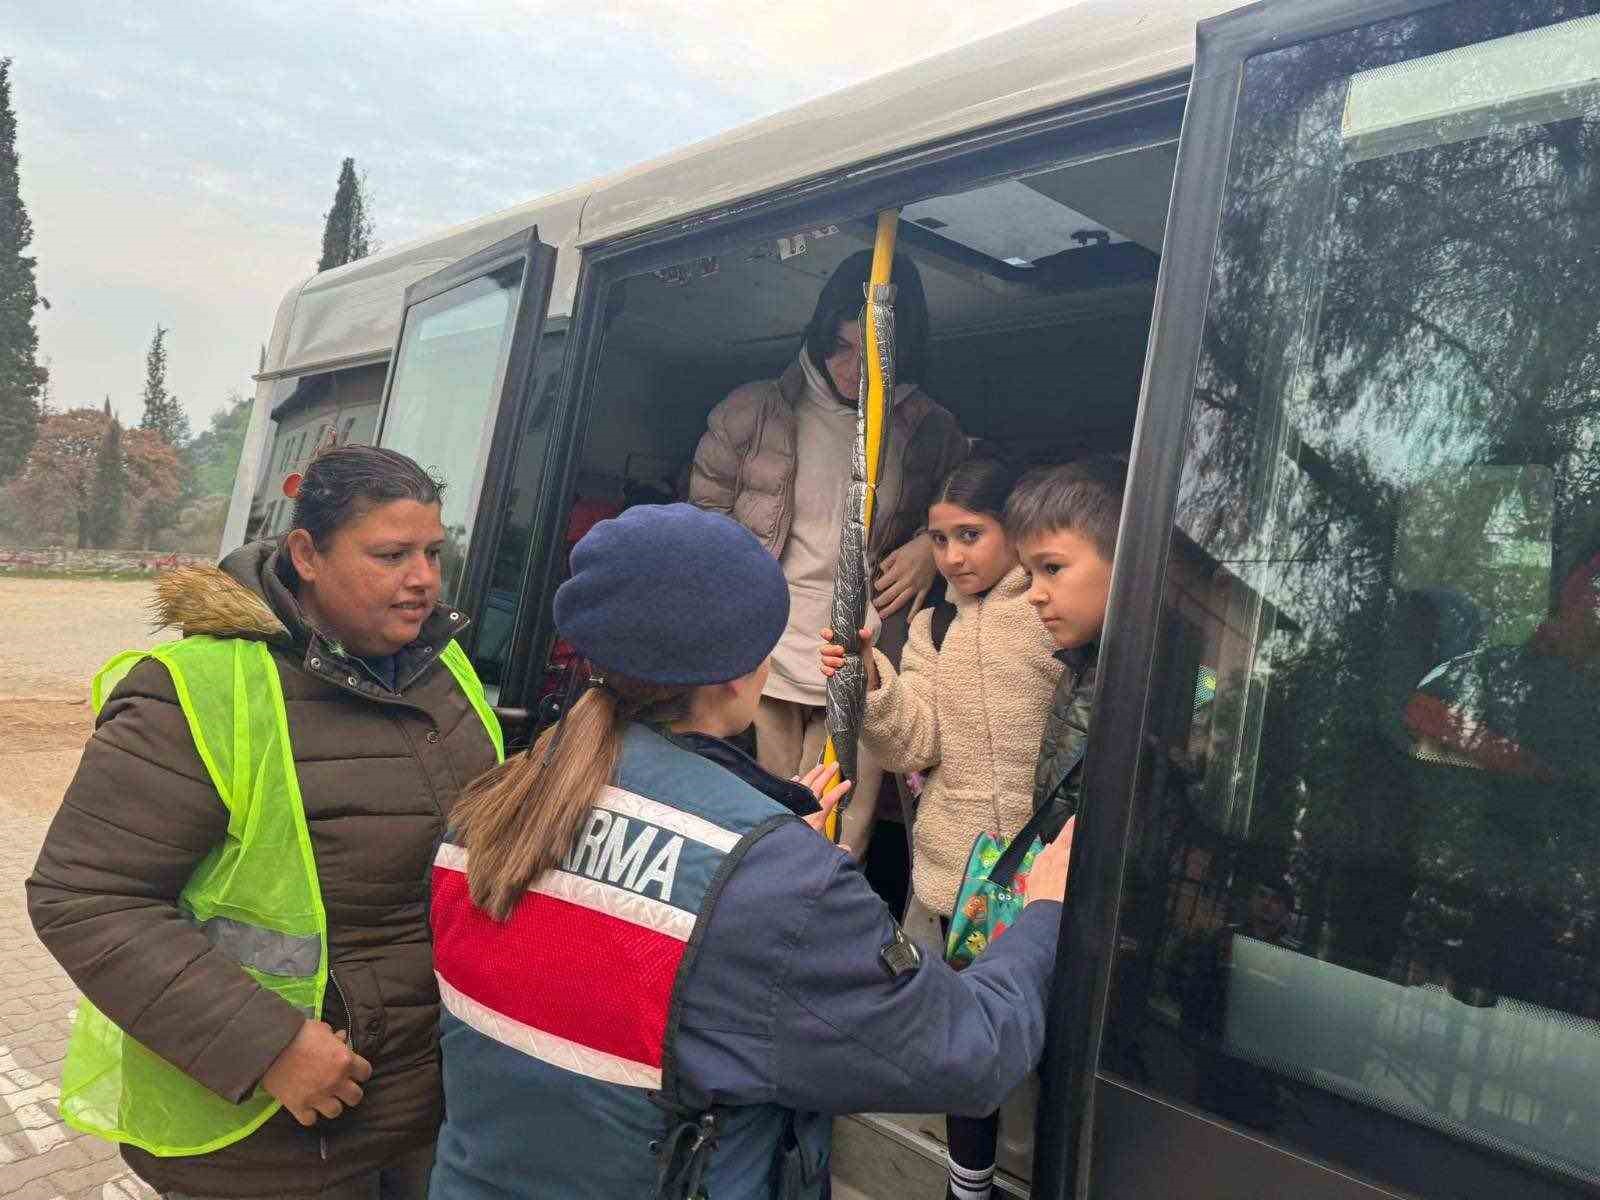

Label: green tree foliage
[88,398,124,548]
[139,324,191,446]
[317,157,374,272]
[0,58,47,485]
[183,391,252,498]
[1156,4,1600,986]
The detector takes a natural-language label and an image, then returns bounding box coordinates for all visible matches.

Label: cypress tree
[0,58,47,484]
[139,324,190,445]
[89,397,124,548]
[317,157,374,271]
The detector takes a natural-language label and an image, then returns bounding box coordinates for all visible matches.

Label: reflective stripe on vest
[188,914,321,982]
[62,633,503,1158]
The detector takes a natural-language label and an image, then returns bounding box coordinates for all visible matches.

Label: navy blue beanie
[553,503,790,686]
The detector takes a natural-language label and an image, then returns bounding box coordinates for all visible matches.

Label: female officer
[29,446,503,1199]
[428,503,1073,1199]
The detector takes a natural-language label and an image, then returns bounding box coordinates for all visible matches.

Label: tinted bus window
[1106,3,1600,1193]
[380,261,525,597]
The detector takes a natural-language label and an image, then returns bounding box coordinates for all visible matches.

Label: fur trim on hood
[152,563,289,640]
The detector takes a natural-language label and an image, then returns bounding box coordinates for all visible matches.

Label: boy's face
[1019,527,1113,650]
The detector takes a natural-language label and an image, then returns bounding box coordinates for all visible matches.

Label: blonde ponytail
[453,678,691,920]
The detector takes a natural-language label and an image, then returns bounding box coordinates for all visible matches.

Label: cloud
[11,0,1078,432]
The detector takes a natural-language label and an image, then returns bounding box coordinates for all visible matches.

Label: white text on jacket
[564,809,683,902]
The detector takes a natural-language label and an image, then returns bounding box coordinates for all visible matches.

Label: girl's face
[927,502,1016,597]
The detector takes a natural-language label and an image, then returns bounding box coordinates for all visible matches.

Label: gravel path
[0,580,169,1195]
[0,579,174,702]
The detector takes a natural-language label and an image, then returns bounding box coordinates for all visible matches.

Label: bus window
[381,261,524,597]
[469,327,566,699]
[1105,4,1600,1195]
[244,364,386,543]
[376,227,557,667]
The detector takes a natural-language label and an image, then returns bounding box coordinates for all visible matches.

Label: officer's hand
[1024,817,1076,907]
[796,761,852,835]
[819,627,879,690]
[262,1021,372,1126]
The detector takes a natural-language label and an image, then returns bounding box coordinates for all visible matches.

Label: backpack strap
[987,751,1084,890]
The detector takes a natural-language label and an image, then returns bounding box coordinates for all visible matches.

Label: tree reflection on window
[1114,3,1600,1189]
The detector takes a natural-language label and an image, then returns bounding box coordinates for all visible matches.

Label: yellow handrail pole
[825,209,900,843]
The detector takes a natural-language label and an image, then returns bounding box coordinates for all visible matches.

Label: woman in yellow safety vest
[28,445,503,1200]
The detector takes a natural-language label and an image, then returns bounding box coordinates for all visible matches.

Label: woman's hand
[1023,817,1076,907]
[796,761,853,836]
[875,535,937,618]
[261,1020,373,1126]
[819,627,879,691]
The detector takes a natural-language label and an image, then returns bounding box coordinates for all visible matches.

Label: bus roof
[263,0,1232,382]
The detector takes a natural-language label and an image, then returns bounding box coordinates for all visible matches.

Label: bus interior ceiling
[574,139,1179,503]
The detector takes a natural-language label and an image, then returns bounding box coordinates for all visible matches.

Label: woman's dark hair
[291,444,444,547]
[934,456,1020,523]
[803,248,930,389]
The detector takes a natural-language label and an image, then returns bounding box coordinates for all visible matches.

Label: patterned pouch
[944,755,1083,970]
[944,821,1046,969]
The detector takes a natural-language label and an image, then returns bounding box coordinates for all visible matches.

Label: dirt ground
[0,577,175,816]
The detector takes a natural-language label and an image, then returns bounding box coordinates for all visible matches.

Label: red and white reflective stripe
[432,840,695,941]
[438,974,663,1090]
[596,785,740,853]
[431,856,685,1084]
[429,789,742,1089]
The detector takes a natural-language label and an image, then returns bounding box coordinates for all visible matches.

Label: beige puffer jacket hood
[861,566,1063,916]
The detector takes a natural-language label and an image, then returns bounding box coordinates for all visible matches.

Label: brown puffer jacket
[689,356,968,562]
[27,540,499,1197]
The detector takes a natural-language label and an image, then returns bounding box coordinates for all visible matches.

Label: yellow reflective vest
[60,634,503,1157]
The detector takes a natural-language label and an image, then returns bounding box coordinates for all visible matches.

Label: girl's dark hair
[291,445,444,547]
[803,249,930,388]
[934,456,1021,523]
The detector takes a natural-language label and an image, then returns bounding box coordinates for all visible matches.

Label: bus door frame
[1034,2,1578,1198]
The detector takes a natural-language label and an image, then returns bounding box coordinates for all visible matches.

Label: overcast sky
[7,0,1072,431]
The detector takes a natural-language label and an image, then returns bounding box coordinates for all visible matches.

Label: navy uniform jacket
[431,728,1061,1198]
[677,819,1060,1112]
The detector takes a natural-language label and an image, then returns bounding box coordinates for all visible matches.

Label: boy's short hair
[1004,456,1128,561]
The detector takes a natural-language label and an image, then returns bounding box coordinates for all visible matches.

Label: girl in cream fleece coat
[862,563,1061,918]
[821,458,1063,918]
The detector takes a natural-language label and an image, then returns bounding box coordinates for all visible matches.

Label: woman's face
[288,499,446,657]
[823,319,864,402]
[927,502,1016,597]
